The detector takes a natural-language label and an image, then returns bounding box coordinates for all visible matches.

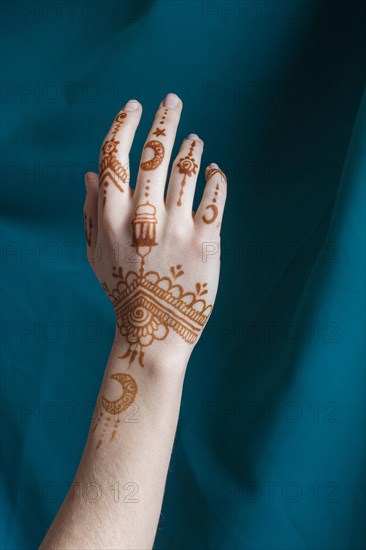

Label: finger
[195,164,227,235]
[84,172,99,262]
[98,100,142,226]
[134,93,182,205]
[165,134,203,219]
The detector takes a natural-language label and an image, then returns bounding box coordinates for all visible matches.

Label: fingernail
[187,133,200,141]
[207,163,219,169]
[85,172,98,189]
[123,99,139,112]
[164,93,179,109]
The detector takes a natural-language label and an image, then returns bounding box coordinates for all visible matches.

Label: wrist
[110,328,191,375]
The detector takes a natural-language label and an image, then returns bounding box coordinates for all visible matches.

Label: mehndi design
[202,167,226,224]
[102,201,212,367]
[93,372,138,449]
[99,112,129,207]
[140,140,165,171]
[176,141,198,206]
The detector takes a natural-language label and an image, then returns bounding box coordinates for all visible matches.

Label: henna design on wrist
[84,214,92,247]
[98,112,128,207]
[94,372,137,449]
[176,141,198,206]
[102,201,212,367]
[140,140,165,171]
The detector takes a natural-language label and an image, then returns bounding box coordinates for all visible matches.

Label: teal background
[1,1,365,549]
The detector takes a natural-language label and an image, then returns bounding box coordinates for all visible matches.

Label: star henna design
[153,127,166,137]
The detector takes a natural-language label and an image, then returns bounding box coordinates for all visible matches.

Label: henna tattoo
[176,141,198,206]
[140,140,165,171]
[105,264,212,367]
[102,202,212,367]
[159,108,168,125]
[202,181,222,224]
[99,112,128,207]
[153,127,166,137]
[206,167,227,183]
[202,204,219,224]
[131,202,158,251]
[94,372,137,449]
[84,214,92,247]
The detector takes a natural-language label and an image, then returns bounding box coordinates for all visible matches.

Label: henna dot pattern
[176,141,198,206]
[99,112,129,207]
[94,372,137,449]
[140,140,165,171]
[159,108,168,125]
[102,202,212,367]
[202,168,227,224]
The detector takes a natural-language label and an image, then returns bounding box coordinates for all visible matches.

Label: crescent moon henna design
[202,204,219,224]
[202,178,223,224]
[94,372,138,449]
[99,112,129,207]
[176,141,198,206]
[140,140,165,171]
[102,202,212,367]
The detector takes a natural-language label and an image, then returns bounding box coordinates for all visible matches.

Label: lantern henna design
[102,201,213,367]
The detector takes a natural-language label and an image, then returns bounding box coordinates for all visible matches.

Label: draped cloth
[2,1,365,548]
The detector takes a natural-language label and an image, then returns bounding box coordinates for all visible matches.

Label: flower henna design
[84,214,92,247]
[102,201,212,367]
[93,372,138,450]
[140,140,165,171]
[98,112,129,207]
[176,141,198,206]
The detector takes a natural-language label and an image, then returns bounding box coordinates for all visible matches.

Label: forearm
[41,338,187,549]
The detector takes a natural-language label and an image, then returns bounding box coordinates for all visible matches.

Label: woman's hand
[41,94,227,549]
[84,93,227,369]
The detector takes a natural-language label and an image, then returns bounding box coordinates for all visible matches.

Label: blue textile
[1,1,365,548]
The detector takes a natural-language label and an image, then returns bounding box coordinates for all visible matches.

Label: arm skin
[41,339,187,549]
[40,93,227,549]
